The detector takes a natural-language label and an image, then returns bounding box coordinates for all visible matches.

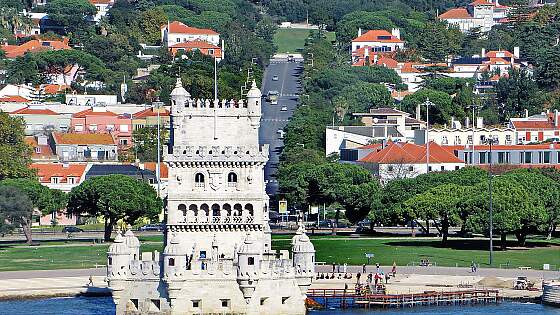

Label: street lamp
[422,98,435,173]
[483,136,499,265]
[152,99,165,199]
[467,104,481,165]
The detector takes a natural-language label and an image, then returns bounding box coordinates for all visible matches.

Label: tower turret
[291,221,315,293]
[124,226,140,260]
[107,230,131,279]
[170,77,190,113]
[236,233,261,303]
[163,233,188,279]
[246,80,261,128]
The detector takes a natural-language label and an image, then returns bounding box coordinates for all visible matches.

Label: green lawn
[274,28,310,54]
[0,237,557,271]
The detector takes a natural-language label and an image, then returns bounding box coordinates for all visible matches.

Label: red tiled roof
[0,38,71,58]
[164,21,219,35]
[31,163,87,184]
[142,162,168,179]
[486,50,513,58]
[439,8,473,19]
[132,107,170,119]
[357,143,383,150]
[359,142,463,164]
[41,84,70,94]
[510,120,557,130]
[11,107,58,115]
[353,30,403,43]
[52,132,115,145]
[470,0,495,6]
[0,95,29,103]
[487,57,510,65]
[72,108,118,118]
[400,62,420,73]
[25,136,56,160]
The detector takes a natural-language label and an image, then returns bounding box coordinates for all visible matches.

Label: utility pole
[484,137,498,265]
[467,104,482,164]
[423,98,434,173]
[152,99,164,199]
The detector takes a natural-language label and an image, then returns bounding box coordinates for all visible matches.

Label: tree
[414,22,462,63]
[340,181,382,224]
[0,186,33,242]
[132,126,168,162]
[400,88,464,125]
[404,183,468,245]
[46,0,96,34]
[0,178,66,243]
[139,7,168,45]
[0,112,35,180]
[496,68,544,121]
[67,175,162,241]
[334,82,393,114]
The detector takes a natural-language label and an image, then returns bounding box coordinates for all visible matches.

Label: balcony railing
[179,215,254,224]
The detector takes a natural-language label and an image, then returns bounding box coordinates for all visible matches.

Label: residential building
[10,105,71,135]
[25,135,58,161]
[428,117,516,146]
[326,126,377,156]
[132,106,171,131]
[0,38,71,59]
[168,39,223,61]
[161,21,220,47]
[65,94,118,106]
[446,143,560,167]
[70,107,133,146]
[509,110,560,143]
[0,95,29,104]
[89,0,114,22]
[450,48,531,79]
[351,28,404,53]
[355,141,465,182]
[85,164,157,183]
[0,84,36,99]
[438,0,510,32]
[52,132,118,162]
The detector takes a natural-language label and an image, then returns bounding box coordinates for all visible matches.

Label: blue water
[0,297,558,315]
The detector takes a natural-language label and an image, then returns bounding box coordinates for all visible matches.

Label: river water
[0,297,558,315]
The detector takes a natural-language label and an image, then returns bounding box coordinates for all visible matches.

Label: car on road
[287,55,294,62]
[272,75,279,81]
[62,226,83,233]
[138,224,163,232]
[277,129,285,139]
[267,90,279,105]
[280,106,288,111]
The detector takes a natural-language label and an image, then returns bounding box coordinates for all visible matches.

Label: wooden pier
[307,288,500,309]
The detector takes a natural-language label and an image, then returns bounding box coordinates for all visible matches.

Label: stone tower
[106,79,314,315]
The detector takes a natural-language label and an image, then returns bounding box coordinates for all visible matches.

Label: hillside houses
[161,21,223,60]
[438,0,510,32]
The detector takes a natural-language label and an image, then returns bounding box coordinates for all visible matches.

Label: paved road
[259,58,303,197]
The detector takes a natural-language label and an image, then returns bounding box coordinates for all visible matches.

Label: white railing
[180,215,254,224]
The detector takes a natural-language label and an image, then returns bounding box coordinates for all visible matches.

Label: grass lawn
[0,237,557,271]
[274,28,310,54]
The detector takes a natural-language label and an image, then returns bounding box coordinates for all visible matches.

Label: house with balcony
[351,28,404,53]
[427,117,516,146]
[71,107,133,146]
[52,132,118,162]
[11,106,71,135]
[445,143,560,167]
[161,21,223,61]
[509,110,560,143]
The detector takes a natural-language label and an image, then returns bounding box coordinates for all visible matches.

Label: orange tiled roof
[52,132,115,145]
[25,136,56,159]
[399,62,420,73]
[0,95,29,103]
[487,57,510,65]
[510,120,557,130]
[359,142,463,164]
[72,108,118,118]
[41,84,70,94]
[353,30,403,43]
[31,163,87,184]
[132,107,170,119]
[470,0,495,5]
[164,21,219,35]
[486,50,513,58]
[11,107,58,115]
[439,8,473,19]
[142,162,168,179]
[0,38,71,58]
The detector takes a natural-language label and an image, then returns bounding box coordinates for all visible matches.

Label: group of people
[320,262,398,294]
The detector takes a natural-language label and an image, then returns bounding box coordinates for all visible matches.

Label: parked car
[272,75,279,81]
[62,226,83,233]
[138,224,163,231]
[280,106,288,111]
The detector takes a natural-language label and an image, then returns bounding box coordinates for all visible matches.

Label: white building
[439,0,510,32]
[428,117,516,146]
[509,110,560,143]
[89,0,114,22]
[107,80,315,314]
[65,94,118,106]
[356,141,465,182]
[351,28,404,53]
[161,21,220,47]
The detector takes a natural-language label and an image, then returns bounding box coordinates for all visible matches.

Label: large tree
[0,186,33,242]
[495,68,544,121]
[67,174,162,241]
[46,0,96,34]
[400,88,465,125]
[132,126,168,162]
[0,112,35,180]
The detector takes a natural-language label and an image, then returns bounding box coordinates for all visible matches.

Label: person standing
[376,263,380,274]
[343,263,347,273]
[87,275,94,287]
[392,262,397,277]
[332,262,336,273]
[362,264,366,273]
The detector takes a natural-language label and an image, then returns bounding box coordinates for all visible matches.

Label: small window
[227,172,237,187]
[455,166,460,170]
[440,166,445,171]
[282,297,289,304]
[195,173,205,187]
[248,257,255,265]
[221,299,230,307]
[408,166,413,171]
[192,300,200,308]
[51,177,60,184]
[108,257,112,265]
[544,151,551,164]
[387,165,394,172]
[260,298,267,305]
[168,258,175,266]
[200,251,207,259]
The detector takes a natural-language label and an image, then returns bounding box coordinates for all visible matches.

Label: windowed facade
[479,152,487,164]
[195,173,205,187]
[227,172,237,187]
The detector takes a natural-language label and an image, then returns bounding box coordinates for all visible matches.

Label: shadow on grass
[384,239,557,251]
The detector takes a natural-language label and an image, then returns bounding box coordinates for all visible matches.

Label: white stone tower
[106,78,314,315]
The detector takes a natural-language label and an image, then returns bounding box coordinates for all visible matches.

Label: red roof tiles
[52,132,116,145]
[352,30,403,43]
[72,108,118,118]
[132,107,170,119]
[11,107,58,115]
[0,95,29,103]
[359,142,463,164]
[0,38,71,58]
[165,21,219,35]
[31,163,87,184]
[439,8,473,19]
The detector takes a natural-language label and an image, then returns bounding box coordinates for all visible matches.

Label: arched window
[244,204,254,216]
[200,204,209,216]
[227,172,237,187]
[178,204,187,216]
[168,258,175,266]
[195,173,205,187]
[189,204,198,216]
[211,204,220,216]
[233,204,242,216]
[223,203,232,216]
